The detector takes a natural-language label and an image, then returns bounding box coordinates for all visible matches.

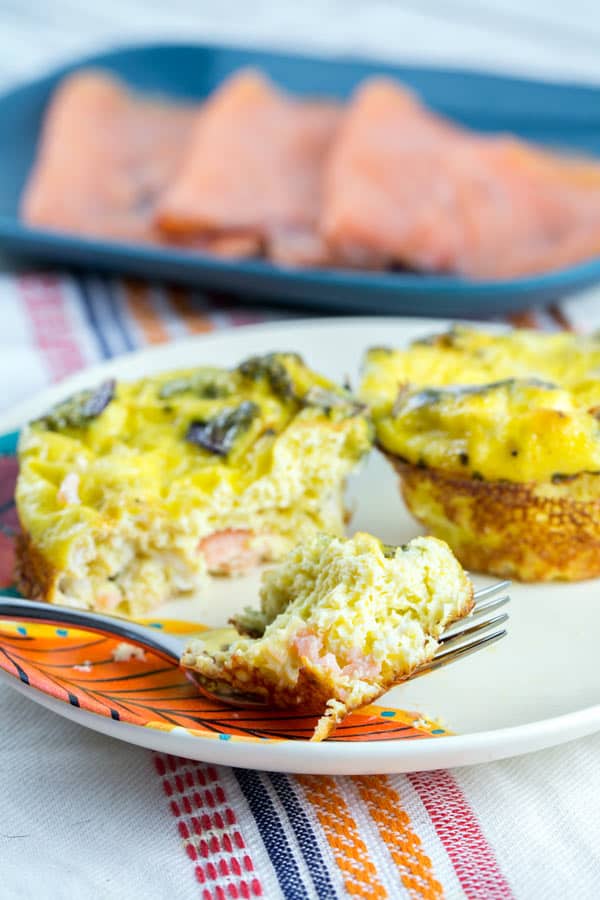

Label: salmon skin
[21,71,198,243]
[156,69,342,266]
[321,78,600,279]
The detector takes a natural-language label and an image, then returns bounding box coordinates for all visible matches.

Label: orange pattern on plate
[0,621,445,742]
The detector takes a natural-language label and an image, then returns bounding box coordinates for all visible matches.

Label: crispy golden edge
[14,531,58,602]
[183,579,474,741]
[388,453,600,581]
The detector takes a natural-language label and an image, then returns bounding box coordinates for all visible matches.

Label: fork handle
[0,596,183,663]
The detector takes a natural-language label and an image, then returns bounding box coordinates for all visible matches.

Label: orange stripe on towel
[296,775,388,898]
[353,775,443,900]
[167,286,214,334]
[124,280,169,344]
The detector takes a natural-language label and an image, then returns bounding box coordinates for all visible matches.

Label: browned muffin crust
[14,531,58,602]
[389,455,600,581]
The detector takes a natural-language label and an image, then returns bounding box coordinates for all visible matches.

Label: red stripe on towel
[154,755,263,898]
[408,770,513,900]
[18,273,85,380]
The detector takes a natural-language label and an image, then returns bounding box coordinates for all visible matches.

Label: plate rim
[2,315,599,772]
[2,670,597,774]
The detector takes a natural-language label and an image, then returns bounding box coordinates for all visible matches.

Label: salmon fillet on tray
[156,69,342,266]
[321,78,600,278]
[21,71,197,244]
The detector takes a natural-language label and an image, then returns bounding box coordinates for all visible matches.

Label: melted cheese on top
[361,327,600,482]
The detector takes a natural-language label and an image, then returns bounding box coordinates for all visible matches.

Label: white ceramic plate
[2,317,599,774]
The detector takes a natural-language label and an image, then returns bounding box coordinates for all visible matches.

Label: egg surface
[16,353,372,615]
[361,326,600,483]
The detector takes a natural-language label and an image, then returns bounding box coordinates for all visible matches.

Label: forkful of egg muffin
[182,531,485,741]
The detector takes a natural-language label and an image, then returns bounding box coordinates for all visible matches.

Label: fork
[0,581,509,707]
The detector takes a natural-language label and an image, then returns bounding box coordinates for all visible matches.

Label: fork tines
[414,579,510,680]
[473,579,511,608]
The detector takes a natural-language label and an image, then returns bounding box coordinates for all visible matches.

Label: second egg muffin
[361,326,600,581]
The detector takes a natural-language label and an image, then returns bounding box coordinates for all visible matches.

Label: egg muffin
[16,353,372,615]
[361,326,600,581]
[182,531,474,740]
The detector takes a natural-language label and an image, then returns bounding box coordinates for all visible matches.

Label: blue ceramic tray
[2,42,600,316]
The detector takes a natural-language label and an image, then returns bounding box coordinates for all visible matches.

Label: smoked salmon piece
[466,139,600,277]
[21,71,197,243]
[156,70,341,265]
[321,78,600,278]
[199,529,276,576]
